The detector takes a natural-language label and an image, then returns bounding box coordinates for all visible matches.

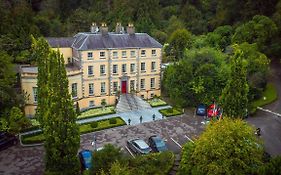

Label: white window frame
[101,82,106,94]
[89,83,94,95]
[100,65,106,75]
[130,63,135,73]
[113,51,118,59]
[140,79,145,90]
[113,82,118,92]
[33,87,38,103]
[89,100,95,108]
[88,52,93,60]
[100,51,105,58]
[71,83,78,98]
[122,64,127,73]
[113,64,118,74]
[151,61,156,71]
[141,50,146,57]
[88,65,93,76]
[130,80,135,91]
[130,50,136,58]
[122,51,127,58]
[152,49,156,56]
[150,78,155,89]
[141,62,146,71]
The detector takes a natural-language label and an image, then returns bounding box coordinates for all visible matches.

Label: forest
[1,0,281,116]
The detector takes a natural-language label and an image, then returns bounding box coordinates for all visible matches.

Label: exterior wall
[21,46,162,116]
[51,47,73,64]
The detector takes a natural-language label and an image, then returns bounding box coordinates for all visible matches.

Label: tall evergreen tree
[34,37,80,174]
[220,45,249,118]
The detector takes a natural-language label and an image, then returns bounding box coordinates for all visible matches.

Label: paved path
[246,58,281,157]
[0,112,204,175]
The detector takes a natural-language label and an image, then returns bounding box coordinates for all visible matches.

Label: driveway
[0,113,204,175]
[246,58,281,157]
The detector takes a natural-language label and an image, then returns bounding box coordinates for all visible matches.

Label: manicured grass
[159,107,183,117]
[77,106,116,120]
[147,98,168,107]
[21,117,126,144]
[251,83,278,113]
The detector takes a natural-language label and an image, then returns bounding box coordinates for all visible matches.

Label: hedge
[21,117,126,145]
[159,107,183,117]
[77,106,116,120]
[147,98,168,107]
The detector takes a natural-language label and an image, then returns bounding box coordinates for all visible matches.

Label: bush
[159,107,183,117]
[90,121,98,128]
[167,108,173,113]
[109,118,117,124]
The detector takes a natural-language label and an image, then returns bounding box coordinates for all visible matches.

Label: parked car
[207,103,221,118]
[196,104,207,116]
[0,132,18,151]
[127,138,152,155]
[78,150,92,171]
[148,135,168,152]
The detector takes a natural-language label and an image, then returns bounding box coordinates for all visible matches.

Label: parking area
[0,112,204,175]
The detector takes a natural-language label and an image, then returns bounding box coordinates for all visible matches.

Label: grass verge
[250,83,278,114]
[159,107,183,117]
[147,98,168,107]
[21,117,126,145]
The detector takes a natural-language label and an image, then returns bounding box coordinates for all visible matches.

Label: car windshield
[154,138,165,147]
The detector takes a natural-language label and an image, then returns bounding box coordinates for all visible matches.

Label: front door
[121,81,127,93]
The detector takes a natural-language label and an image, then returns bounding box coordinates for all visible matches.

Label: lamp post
[91,134,97,151]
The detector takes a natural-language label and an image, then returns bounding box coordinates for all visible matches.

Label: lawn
[159,107,183,117]
[21,117,126,144]
[147,98,168,107]
[77,106,116,120]
[251,83,278,113]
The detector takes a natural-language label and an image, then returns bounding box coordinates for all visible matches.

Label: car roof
[133,139,149,149]
[80,150,92,157]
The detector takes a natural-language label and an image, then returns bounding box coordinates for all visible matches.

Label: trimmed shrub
[109,118,117,124]
[90,121,98,128]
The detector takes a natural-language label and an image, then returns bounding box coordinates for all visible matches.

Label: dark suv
[0,132,18,151]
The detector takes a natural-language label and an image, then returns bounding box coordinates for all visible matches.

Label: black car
[148,135,168,152]
[0,132,18,151]
[196,104,207,116]
[127,138,152,155]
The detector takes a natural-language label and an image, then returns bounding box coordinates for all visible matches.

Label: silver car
[127,138,152,155]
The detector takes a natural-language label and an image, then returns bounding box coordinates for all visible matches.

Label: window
[130,63,135,72]
[140,79,145,89]
[122,51,127,58]
[71,83,78,98]
[100,65,105,75]
[89,83,94,95]
[33,87,38,102]
[88,65,93,76]
[141,50,146,57]
[122,64,127,73]
[151,61,156,71]
[89,101,95,108]
[130,50,136,57]
[88,52,93,59]
[101,82,106,94]
[113,82,118,92]
[100,51,105,58]
[141,95,144,99]
[113,64,118,74]
[152,49,156,56]
[141,62,146,71]
[150,78,155,88]
[151,93,154,98]
[130,80,135,91]
[113,51,118,58]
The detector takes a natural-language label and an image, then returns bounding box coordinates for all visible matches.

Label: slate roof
[46,33,162,50]
[46,37,74,48]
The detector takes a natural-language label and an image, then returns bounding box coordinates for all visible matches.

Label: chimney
[127,23,135,35]
[115,22,124,34]
[100,22,108,35]
[90,22,99,33]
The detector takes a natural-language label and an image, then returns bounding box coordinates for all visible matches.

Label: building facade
[21,23,162,117]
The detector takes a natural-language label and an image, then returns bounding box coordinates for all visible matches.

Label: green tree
[101,99,107,110]
[167,29,193,61]
[76,102,81,116]
[34,37,80,174]
[259,156,281,175]
[8,107,30,134]
[220,46,249,118]
[178,118,264,175]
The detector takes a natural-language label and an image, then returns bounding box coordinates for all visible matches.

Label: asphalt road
[246,58,281,157]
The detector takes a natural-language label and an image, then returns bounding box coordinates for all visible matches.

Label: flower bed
[159,107,183,117]
[21,117,126,144]
[77,106,116,120]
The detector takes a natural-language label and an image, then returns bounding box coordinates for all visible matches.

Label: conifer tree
[220,45,249,118]
[34,37,80,174]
